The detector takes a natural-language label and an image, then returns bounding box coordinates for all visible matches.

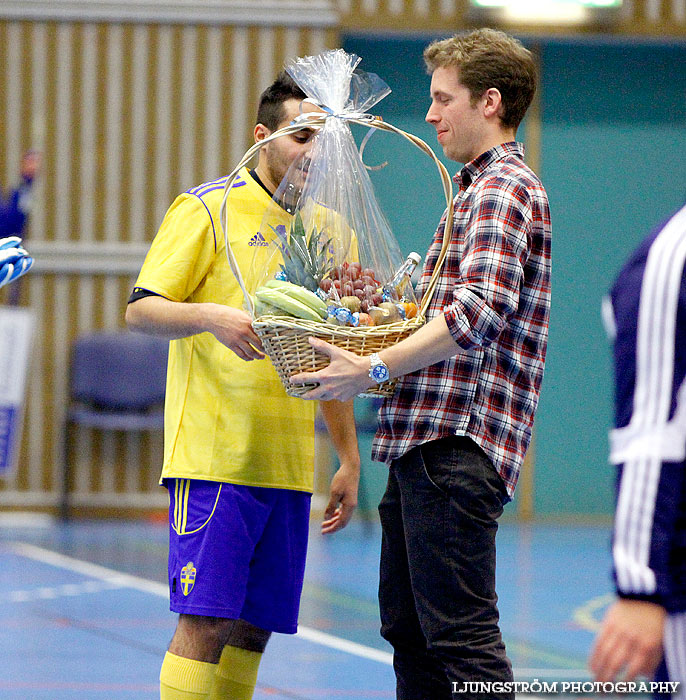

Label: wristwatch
[368,353,390,384]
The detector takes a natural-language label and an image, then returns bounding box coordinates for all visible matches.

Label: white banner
[0,306,34,476]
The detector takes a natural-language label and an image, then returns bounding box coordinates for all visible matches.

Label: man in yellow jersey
[125,72,360,700]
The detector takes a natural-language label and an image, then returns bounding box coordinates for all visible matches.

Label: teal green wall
[345,36,452,258]
[343,34,686,517]
[536,41,686,515]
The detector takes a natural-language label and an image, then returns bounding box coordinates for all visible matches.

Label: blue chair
[61,331,168,519]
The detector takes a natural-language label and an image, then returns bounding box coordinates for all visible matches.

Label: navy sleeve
[0,179,33,237]
[607,204,686,609]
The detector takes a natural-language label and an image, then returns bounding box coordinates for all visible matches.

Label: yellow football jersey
[134,167,316,492]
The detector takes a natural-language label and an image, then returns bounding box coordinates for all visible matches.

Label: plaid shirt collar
[456,142,525,191]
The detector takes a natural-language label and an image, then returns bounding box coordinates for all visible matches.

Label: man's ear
[254,123,271,144]
[482,88,503,120]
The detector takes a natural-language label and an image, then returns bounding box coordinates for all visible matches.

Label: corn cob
[255,287,323,322]
[263,279,328,318]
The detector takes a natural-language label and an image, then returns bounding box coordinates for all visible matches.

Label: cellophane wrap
[247,49,420,328]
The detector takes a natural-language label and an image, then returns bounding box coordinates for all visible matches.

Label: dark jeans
[378,436,513,700]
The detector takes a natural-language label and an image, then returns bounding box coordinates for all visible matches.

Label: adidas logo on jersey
[248,231,269,247]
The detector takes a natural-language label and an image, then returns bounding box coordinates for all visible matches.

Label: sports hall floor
[0,510,612,700]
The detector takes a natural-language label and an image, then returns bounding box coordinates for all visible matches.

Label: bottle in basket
[383,252,421,300]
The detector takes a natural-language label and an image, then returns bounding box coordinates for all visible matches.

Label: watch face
[371,363,390,383]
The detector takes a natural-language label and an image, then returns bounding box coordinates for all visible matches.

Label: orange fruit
[404,302,418,319]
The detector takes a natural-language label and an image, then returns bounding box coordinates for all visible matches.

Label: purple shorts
[166,478,311,634]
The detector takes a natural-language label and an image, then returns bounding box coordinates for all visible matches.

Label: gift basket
[220,49,453,398]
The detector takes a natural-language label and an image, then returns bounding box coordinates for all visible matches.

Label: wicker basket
[253,314,424,398]
[220,113,453,399]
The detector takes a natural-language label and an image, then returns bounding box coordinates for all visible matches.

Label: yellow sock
[209,645,263,700]
[160,651,217,700]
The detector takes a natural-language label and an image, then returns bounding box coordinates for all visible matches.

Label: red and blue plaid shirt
[371,142,552,499]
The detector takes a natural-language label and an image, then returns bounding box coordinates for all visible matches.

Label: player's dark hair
[256,71,308,131]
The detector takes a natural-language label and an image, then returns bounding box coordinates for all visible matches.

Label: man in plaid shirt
[293,28,551,699]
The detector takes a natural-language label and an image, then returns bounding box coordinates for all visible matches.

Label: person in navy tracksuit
[590,202,686,697]
[0,150,41,237]
[0,151,40,301]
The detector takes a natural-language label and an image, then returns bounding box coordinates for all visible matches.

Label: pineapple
[270,212,332,292]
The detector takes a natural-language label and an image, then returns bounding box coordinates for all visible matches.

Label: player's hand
[589,599,665,682]
[321,463,359,535]
[206,304,265,361]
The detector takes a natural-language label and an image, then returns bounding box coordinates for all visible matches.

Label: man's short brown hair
[424,28,537,130]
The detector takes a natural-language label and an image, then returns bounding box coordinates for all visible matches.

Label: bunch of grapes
[318,261,383,313]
